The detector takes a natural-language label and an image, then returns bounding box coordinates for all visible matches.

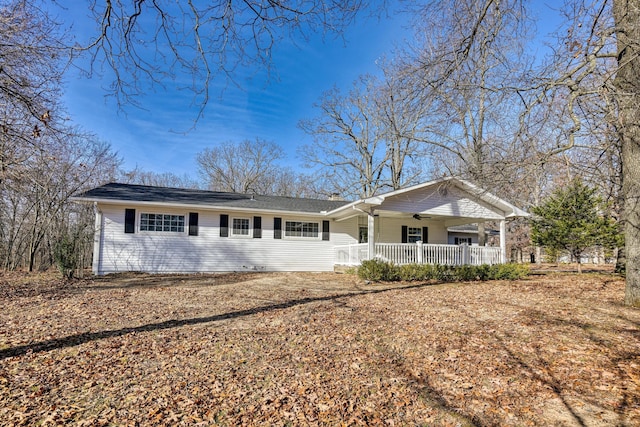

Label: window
[402,226,428,243]
[455,237,473,245]
[407,227,422,243]
[140,213,185,232]
[285,221,319,238]
[359,226,368,243]
[232,218,250,236]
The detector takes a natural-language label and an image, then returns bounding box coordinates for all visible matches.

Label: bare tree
[396,0,535,245]
[0,1,122,273]
[509,0,630,293]
[299,79,387,199]
[0,0,66,186]
[1,130,120,271]
[119,168,202,189]
[299,73,428,199]
[261,170,326,199]
[375,64,431,190]
[612,0,640,304]
[61,0,380,117]
[401,0,532,187]
[197,138,296,195]
[403,0,637,304]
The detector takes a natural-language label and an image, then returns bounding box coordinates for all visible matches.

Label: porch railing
[333,243,369,266]
[334,242,503,266]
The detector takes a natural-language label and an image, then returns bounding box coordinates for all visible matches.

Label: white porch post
[500,220,507,264]
[367,212,376,260]
[461,243,470,265]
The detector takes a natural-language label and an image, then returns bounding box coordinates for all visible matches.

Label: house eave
[71,197,331,217]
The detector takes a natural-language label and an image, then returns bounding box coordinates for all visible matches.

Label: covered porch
[326,178,528,268]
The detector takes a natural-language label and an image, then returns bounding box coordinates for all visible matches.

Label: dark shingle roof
[74,183,351,213]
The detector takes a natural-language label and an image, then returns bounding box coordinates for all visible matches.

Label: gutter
[71,197,336,218]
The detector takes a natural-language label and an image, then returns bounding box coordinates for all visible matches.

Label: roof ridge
[102,182,350,203]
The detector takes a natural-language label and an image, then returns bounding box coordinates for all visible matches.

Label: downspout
[92,202,103,275]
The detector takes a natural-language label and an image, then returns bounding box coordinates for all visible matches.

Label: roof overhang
[325,177,529,220]
[71,197,329,218]
[73,177,529,222]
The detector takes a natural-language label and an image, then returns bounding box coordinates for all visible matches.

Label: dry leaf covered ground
[1,267,639,426]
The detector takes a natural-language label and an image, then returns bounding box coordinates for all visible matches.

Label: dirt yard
[1,268,638,426]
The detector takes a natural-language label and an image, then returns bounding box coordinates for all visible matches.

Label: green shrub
[358,260,529,282]
[455,265,478,281]
[358,259,398,282]
[487,263,530,280]
[342,266,358,275]
[398,263,426,281]
[475,264,491,280]
[53,233,78,279]
[430,264,454,281]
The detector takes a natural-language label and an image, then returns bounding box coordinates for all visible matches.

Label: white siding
[376,217,449,244]
[448,233,478,245]
[379,186,504,220]
[95,204,358,274]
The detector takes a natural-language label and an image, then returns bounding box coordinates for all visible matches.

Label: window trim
[407,226,422,243]
[454,236,473,245]
[358,226,368,244]
[283,219,321,240]
[139,212,186,233]
[231,216,252,238]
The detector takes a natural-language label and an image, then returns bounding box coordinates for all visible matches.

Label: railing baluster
[335,243,505,266]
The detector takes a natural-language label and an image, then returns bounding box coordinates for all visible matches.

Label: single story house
[72,177,528,275]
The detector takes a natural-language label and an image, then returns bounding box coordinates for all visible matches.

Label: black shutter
[401,225,408,243]
[220,214,229,237]
[422,226,429,243]
[274,217,282,239]
[253,216,262,238]
[125,209,136,234]
[188,212,199,236]
[322,220,330,241]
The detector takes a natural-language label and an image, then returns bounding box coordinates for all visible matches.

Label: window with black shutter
[125,209,136,234]
[188,212,199,236]
[220,214,229,237]
[322,220,330,241]
[253,216,262,238]
[274,217,282,239]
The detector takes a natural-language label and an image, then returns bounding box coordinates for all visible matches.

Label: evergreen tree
[530,180,622,273]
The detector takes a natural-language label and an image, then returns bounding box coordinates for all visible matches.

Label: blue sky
[60,2,561,180]
[61,4,412,178]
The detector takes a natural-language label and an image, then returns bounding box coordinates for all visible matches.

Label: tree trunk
[613,0,640,306]
[615,246,626,274]
[478,222,486,246]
